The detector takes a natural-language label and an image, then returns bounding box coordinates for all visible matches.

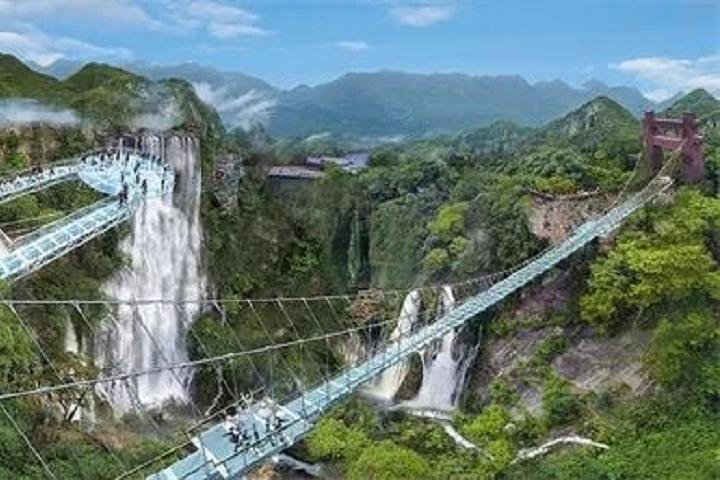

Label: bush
[423,247,450,273]
[534,175,578,195]
[543,373,581,426]
[307,417,370,462]
[428,202,469,240]
[462,404,510,444]
[647,308,720,395]
[347,440,431,480]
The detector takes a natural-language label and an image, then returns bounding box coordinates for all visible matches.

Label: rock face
[212,153,244,211]
[458,173,659,417]
[552,328,652,395]
[528,192,608,245]
[470,323,652,416]
[465,263,652,416]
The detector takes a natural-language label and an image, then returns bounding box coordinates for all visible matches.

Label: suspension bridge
[0,113,699,480]
[137,170,672,480]
[0,149,174,282]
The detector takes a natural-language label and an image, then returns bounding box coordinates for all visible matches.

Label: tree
[648,308,720,395]
[428,202,469,240]
[307,417,369,462]
[581,189,720,331]
[543,373,580,426]
[581,240,720,330]
[347,440,431,480]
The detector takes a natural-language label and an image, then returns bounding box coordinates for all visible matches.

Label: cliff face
[464,265,653,417]
[462,196,654,417]
[527,191,609,245]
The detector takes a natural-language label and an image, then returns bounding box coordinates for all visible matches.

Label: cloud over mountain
[0,99,80,126]
[614,55,720,101]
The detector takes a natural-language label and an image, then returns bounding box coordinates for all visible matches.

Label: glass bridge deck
[0,151,174,281]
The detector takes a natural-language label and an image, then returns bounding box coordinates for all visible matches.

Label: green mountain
[663,88,720,119]
[268,71,654,138]
[39,59,278,130]
[0,54,57,99]
[500,97,642,190]
[124,61,278,130]
[538,96,640,150]
[33,58,658,139]
[0,55,222,133]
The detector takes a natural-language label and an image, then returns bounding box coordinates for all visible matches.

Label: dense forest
[0,53,719,479]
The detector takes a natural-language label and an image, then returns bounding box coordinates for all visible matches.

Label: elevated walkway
[150,176,672,480]
[0,150,173,281]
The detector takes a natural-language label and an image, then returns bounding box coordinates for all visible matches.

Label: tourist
[224,425,241,453]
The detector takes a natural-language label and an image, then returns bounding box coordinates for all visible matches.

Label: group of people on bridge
[81,149,171,206]
[222,399,290,455]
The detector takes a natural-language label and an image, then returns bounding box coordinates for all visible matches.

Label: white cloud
[0,100,80,126]
[186,0,258,23]
[0,0,159,28]
[336,40,371,52]
[390,5,454,27]
[208,22,268,39]
[193,82,277,130]
[130,100,182,131]
[169,0,270,38]
[613,54,720,101]
[0,26,132,67]
[0,0,270,39]
[643,88,675,103]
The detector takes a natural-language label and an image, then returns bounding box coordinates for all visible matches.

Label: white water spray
[404,285,477,411]
[367,290,421,402]
[98,135,206,411]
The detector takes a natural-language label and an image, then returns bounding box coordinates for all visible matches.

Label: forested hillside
[201,89,720,479]
[0,52,718,479]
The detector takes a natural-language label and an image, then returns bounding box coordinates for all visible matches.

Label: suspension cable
[0,313,407,402]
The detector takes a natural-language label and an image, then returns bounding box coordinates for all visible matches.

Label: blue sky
[0,0,717,100]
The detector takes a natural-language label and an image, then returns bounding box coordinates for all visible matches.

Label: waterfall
[64,315,80,355]
[404,286,478,411]
[97,135,206,411]
[367,290,421,402]
[64,314,95,422]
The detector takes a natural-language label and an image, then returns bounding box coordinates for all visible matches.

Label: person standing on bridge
[224,425,242,453]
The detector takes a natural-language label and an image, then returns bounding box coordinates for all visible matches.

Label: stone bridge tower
[643,111,704,183]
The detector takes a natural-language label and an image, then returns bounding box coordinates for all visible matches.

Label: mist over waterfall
[405,286,477,411]
[367,290,421,402]
[98,135,206,411]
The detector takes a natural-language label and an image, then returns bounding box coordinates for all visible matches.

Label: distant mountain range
[0,54,222,132]
[24,58,713,138]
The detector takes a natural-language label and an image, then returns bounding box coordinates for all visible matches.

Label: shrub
[543,373,581,426]
[428,202,469,240]
[347,440,431,480]
[307,417,370,462]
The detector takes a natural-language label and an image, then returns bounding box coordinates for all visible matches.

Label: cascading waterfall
[367,290,421,402]
[97,134,205,411]
[404,285,478,411]
[64,314,83,422]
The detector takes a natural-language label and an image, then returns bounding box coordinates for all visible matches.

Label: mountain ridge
[15,55,719,140]
[31,57,658,137]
